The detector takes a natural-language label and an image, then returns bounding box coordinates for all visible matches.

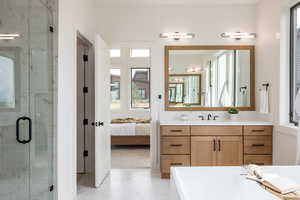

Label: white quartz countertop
[160,120,273,126]
[171,166,300,200]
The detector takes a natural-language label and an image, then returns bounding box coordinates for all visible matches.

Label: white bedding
[110,123,136,136]
[110,123,150,136]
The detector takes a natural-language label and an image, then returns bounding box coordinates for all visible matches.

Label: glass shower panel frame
[29,0,54,199]
[0,0,54,199]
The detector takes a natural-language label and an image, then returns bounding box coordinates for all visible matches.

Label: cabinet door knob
[218,140,221,152]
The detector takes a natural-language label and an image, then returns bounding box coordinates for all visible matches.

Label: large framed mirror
[165,46,255,111]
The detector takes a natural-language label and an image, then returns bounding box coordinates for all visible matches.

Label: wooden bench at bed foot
[111,136,150,145]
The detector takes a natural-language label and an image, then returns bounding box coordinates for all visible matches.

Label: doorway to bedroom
[110,48,151,169]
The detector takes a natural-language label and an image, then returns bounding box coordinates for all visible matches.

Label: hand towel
[259,88,269,114]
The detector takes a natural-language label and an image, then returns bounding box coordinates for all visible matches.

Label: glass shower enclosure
[0,0,55,199]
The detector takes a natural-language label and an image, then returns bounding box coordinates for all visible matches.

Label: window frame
[110,68,121,109]
[290,3,300,126]
[130,67,151,109]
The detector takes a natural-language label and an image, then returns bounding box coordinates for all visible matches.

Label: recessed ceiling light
[160,32,195,40]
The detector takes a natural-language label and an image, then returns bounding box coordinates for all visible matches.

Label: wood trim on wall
[164,45,256,111]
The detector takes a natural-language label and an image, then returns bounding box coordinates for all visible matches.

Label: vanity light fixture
[0,33,20,40]
[160,32,195,40]
[186,65,202,73]
[220,32,256,40]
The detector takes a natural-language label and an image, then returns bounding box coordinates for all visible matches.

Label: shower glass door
[0,0,54,200]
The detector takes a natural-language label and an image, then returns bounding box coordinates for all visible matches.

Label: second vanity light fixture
[220,32,256,40]
[0,33,20,40]
[160,32,195,40]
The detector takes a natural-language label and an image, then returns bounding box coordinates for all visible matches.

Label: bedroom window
[110,69,121,109]
[131,68,150,109]
[290,3,300,125]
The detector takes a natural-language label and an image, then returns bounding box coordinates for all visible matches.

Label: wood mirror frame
[164,45,255,111]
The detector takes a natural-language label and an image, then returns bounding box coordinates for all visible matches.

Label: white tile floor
[77,169,171,200]
[111,145,150,168]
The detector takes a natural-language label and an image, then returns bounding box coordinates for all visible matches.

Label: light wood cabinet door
[191,136,217,166]
[160,155,190,174]
[191,126,243,136]
[244,136,272,154]
[161,126,190,136]
[244,155,272,165]
[216,136,243,166]
[161,136,190,155]
[244,126,273,136]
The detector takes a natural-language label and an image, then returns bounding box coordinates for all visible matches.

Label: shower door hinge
[83,55,88,62]
[49,185,54,192]
[83,118,88,125]
[83,86,88,93]
[83,150,88,157]
[49,26,54,33]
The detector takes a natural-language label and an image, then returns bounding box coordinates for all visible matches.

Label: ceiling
[97,0,260,6]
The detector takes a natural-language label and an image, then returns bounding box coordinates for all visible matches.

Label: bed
[110,118,151,145]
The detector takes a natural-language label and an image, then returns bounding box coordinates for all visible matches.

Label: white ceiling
[97,0,260,6]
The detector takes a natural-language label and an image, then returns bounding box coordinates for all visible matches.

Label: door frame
[76,32,95,177]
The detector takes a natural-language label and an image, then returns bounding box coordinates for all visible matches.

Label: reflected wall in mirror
[165,46,255,111]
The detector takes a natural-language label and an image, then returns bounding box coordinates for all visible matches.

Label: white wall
[256,0,299,165]
[57,0,108,199]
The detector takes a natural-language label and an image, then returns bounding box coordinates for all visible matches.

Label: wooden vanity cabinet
[243,126,273,165]
[191,136,217,166]
[191,126,243,167]
[160,126,191,178]
[160,125,273,178]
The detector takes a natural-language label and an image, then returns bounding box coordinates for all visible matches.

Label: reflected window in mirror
[166,46,254,111]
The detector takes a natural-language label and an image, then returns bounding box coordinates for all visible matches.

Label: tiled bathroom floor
[77,169,171,200]
[111,145,150,168]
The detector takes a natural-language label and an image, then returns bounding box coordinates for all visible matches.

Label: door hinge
[83,86,88,93]
[83,55,88,62]
[49,185,54,192]
[83,118,88,125]
[49,26,54,33]
[83,150,88,157]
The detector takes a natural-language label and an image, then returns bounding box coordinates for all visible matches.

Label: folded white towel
[259,88,269,114]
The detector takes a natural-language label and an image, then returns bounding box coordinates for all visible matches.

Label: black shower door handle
[16,116,32,144]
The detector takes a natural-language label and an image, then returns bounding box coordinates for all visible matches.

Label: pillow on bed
[111,118,151,124]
